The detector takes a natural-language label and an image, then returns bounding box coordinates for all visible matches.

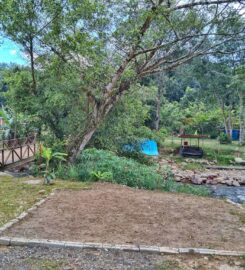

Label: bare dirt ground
[4,183,245,251]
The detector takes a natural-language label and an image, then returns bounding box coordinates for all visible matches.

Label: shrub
[118,141,154,165]
[57,164,81,180]
[218,133,232,144]
[56,148,165,189]
[56,148,210,196]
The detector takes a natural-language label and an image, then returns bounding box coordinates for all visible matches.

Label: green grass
[165,137,245,152]
[163,179,210,197]
[24,258,68,270]
[155,261,181,270]
[237,213,245,223]
[229,210,245,223]
[181,162,205,171]
[164,137,245,165]
[0,175,89,226]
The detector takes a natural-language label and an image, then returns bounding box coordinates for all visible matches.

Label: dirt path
[4,183,245,251]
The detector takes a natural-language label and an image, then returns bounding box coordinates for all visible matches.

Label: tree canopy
[0,0,245,158]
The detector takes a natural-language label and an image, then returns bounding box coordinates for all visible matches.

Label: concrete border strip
[0,237,244,256]
[0,191,55,235]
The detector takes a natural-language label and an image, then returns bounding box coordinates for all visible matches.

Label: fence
[0,135,37,168]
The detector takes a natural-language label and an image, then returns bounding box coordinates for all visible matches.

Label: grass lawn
[164,137,245,165]
[0,175,89,226]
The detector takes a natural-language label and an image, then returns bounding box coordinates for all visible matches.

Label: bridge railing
[0,134,37,168]
[0,135,37,150]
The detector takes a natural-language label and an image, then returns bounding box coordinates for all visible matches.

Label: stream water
[209,185,245,204]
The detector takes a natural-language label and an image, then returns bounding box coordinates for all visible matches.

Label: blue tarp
[123,139,159,156]
[140,139,159,156]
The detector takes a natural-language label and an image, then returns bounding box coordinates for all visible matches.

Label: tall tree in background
[0,0,46,94]
[1,0,245,161]
[231,65,245,144]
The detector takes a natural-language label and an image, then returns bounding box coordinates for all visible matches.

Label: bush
[56,148,210,197]
[218,133,232,144]
[57,148,165,190]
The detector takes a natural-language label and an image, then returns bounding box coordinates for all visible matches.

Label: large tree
[1,0,245,161]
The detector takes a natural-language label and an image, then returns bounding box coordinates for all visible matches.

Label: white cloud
[9,49,17,55]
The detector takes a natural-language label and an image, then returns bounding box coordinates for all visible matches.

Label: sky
[0,37,27,65]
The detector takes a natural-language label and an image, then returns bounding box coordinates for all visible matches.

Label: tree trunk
[69,80,131,162]
[227,105,233,138]
[154,88,161,131]
[69,127,97,162]
[29,36,36,94]
[239,92,245,145]
[221,103,229,135]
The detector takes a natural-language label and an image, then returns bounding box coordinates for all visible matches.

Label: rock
[232,181,240,187]
[209,180,218,185]
[215,177,225,183]
[191,175,203,185]
[38,189,46,195]
[234,157,245,165]
[200,173,218,180]
[238,179,245,185]
[175,177,182,182]
[226,180,233,186]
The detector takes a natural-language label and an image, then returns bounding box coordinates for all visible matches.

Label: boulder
[191,175,203,185]
[232,180,240,187]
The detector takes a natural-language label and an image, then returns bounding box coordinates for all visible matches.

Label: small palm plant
[41,146,67,184]
[91,170,113,182]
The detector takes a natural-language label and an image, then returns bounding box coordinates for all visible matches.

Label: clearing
[4,182,245,251]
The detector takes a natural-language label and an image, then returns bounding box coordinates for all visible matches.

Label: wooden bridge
[0,135,37,169]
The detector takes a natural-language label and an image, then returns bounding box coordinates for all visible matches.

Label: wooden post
[12,150,14,164]
[1,149,4,167]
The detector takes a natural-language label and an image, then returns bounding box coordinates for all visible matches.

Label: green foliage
[1,0,244,158]
[56,148,210,197]
[160,98,222,136]
[205,150,234,165]
[3,65,87,144]
[93,84,166,151]
[90,171,113,182]
[119,147,154,166]
[218,133,232,144]
[41,146,67,184]
[57,148,164,190]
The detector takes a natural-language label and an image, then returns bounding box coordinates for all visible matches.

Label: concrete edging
[0,191,55,235]
[0,236,244,256]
